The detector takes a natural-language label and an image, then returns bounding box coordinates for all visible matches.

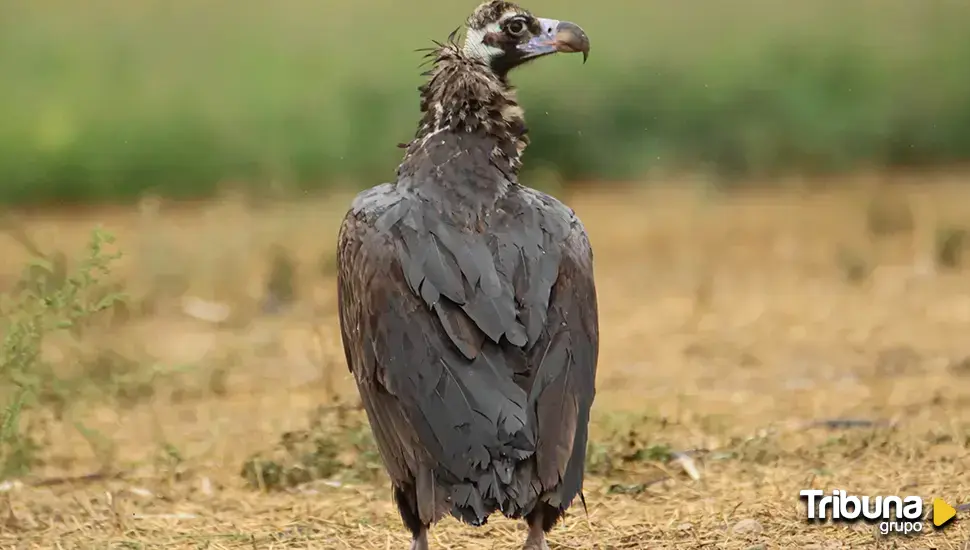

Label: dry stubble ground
[3,175,970,549]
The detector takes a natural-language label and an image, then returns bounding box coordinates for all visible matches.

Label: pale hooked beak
[518,18,590,63]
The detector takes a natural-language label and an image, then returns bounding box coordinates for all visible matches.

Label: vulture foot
[409,529,429,550]
[523,533,550,550]
[523,519,550,550]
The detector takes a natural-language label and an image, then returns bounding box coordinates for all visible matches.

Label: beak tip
[552,21,590,64]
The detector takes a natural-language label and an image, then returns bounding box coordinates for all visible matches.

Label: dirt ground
[3,174,970,549]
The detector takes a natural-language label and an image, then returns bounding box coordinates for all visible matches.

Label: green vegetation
[240,404,385,490]
[0,229,124,477]
[2,0,970,203]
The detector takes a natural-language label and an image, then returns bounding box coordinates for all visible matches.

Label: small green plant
[0,228,124,479]
[241,403,383,490]
[583,413,678,476]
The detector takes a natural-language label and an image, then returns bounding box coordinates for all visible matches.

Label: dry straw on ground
[2,174,970,549]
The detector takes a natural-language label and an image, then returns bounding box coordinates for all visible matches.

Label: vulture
[336,2,597,549]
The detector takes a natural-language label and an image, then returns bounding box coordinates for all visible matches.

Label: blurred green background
[2,0,970,204]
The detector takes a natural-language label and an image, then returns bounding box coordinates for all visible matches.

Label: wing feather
[339,186,536,525]
[530,221,599,504]
[338,182,598,526]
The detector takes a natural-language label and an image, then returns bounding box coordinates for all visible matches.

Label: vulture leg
[395,486,430,550]
[409,530,429,550]
[523,503,560,550]
[523,524,549,550]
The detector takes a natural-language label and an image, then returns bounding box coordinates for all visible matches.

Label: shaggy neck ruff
[401,36,529,177]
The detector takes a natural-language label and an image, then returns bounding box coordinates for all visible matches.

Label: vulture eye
[504,19,527,36]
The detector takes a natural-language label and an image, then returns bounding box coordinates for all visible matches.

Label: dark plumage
[336,3,596,549]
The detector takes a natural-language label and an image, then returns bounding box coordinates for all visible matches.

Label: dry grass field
[3,175,970,548]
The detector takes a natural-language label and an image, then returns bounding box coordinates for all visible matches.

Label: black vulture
[336,2,597,549]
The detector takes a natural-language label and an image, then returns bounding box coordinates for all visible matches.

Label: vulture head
[462,1,590,79]
[402,1,589,177]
